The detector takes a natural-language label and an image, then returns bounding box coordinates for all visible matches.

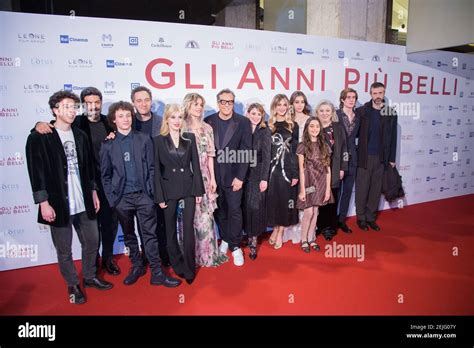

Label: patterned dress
[267,121,299,227]
[179,122,228,267]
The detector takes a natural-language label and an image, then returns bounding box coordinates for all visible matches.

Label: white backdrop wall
[0,11,473,271]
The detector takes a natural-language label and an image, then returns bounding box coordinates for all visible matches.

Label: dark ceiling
[7,0,234,25]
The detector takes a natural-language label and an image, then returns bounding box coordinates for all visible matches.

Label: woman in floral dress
[181,93,228,267]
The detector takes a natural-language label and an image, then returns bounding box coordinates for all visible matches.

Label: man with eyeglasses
[204,89,252,266]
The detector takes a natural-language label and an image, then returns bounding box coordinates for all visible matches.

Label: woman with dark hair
[283,90,311,244]
[242,103,271,260]
[314,100,348,241]
[296,117,332,252]
[154,104,205,284]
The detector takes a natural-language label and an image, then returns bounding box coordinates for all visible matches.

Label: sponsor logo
[129,36,139,46]
[432,133,442,140]
[130,83,140,90]
[429,149,440,154]
[101,34,114,48]
[351,52,363,61]
[17,33,46,43]
[271,45,287,54]
[387,56,401,63]
[445,133,456,138]
[1,183,19,192]
[63,84,86,92]
[437,61,448,67]
[30,58,53,66]
[151,37,172,48]
[245,43,262,51]
[104,81,116,95]
[23,84,50,94]
[106,59,132,68]
[372,55,380,62]
[185,40,199,49]
[0,57,16,67]
[338,51,345,59]
[321,48,330,59]
[67,58,93,68]
[426,176,437,182]
[60,35,88,44]
[431,120,443,126]
[296,48,314,55]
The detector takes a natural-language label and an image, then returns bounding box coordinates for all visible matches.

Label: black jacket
[247,124,272,183]
[73,114,114,180]
[336,109,360,171]
[100,130,155,207]
[153,132,205,203]
[25,127,97,227]
[132,112,163,138]
[204,112,252,187]
[326,121,349,188]
[356,101,398,169]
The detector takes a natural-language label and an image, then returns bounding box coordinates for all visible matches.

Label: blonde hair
[160,103,185,136]
[268,94,294,133]
[315,100,339,123]
[246,103,267,128]
[183,93,205,123]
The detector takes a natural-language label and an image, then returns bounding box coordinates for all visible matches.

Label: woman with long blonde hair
[181,93,228,267]
[266,94,299,249]
[314,100,348,241]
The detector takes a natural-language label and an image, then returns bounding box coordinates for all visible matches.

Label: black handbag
[382,165,405,202]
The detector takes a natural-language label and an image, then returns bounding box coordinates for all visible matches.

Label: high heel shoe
[269,238,276,246]
[274,240,282,249]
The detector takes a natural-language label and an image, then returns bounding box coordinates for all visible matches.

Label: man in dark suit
[337,88,361,233]
[355,82,398,231]
[100,101,180,287]
[31,87,121,276]
[204,89,252,266]
[130,86,169,267]
[26,90,113,305]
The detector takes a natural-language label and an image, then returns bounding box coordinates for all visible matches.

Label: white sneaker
[232,248,244,266]
[219,240,229,255]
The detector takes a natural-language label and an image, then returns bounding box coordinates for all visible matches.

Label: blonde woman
[267,94,299,249]
[182,93,228,267]
[154,104,205,284]
[314,100,348,241]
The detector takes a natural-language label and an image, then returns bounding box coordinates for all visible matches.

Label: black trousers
[355,155,384,222]
[50,211,99,286]
[115,191,162,273]
[136,208,169,264]
[316,187,340,237]
[163,197,196,280]
[215,186,243,251]
[97,184,119,261]
[338,165,356,222]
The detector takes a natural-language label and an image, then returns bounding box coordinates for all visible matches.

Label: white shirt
[56,128,85,215]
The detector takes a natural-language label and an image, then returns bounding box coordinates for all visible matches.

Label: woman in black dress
[314,100,348,240]
[267,94,299,249]
[242,103,271,260]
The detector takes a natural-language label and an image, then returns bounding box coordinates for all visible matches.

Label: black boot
[248,236,257,260]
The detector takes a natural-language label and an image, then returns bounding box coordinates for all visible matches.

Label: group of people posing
[26,82,398,304]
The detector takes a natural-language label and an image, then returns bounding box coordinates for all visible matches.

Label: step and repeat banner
[1,11,473,271]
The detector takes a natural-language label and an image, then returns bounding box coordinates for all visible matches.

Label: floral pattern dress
[178,122,228,267]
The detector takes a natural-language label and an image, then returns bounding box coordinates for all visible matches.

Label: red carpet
[1,195,473,315]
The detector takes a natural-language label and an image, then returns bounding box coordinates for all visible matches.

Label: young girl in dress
[296,117,332,252]
[267,94,299,249]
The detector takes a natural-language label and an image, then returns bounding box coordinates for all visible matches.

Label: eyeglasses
[218,99,234,106]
